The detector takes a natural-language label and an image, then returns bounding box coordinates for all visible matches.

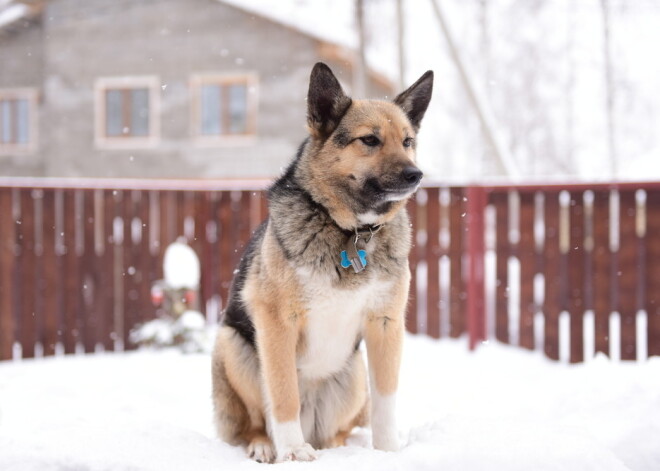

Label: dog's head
[299,62,433,229]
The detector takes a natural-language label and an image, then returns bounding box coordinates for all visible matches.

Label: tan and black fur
[212,62,433,463]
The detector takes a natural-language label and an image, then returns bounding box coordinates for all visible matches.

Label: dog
[211,62,433,463]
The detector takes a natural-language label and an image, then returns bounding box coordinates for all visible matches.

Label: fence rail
[0,179,659,362]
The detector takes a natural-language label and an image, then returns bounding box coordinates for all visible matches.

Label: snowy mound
[163,241,200,290]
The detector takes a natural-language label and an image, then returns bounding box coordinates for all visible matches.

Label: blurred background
[1,0,657,182]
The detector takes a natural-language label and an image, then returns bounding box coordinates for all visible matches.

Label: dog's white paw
[247,439,276,463]
[277,442,317,462]
[373,432,400,452]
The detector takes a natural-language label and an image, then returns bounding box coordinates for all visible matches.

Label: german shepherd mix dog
[212,62,433,463]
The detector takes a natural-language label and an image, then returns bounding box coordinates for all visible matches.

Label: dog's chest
[296,274,391,380]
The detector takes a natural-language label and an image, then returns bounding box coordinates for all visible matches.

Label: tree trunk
[354,0,368,97]
[601,0,617,178]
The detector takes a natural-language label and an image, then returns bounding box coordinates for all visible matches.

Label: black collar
[344,223,383,243]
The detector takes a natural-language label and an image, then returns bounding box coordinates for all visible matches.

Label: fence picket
[79,190,96,353]
[618,191,638,360]
[492,192,509,344]
[543,192,561,360]
[235,191,252,266]
[449,188,465,337]
[218,192,234,310]
[62,190,79,354]
[519,192,536,350]
[205,192,221,319]
[426,188,441,338]
[466,186,487,349]
[194,192,213,315]
[567,191,586,363]
[136,190,156,324]
[592,190,611,356]
[19,190,37,358]
[41,190,60,356]
[122,190,149,349]
[99,190,115,351]
[0,189,15,360]
[646,190,660,357]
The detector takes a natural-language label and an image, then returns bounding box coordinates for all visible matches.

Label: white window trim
[189,73,258,147]
[94,76,160,150]
[0,88,38,156]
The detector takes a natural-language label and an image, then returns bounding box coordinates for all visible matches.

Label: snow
[1,335,659,470]
[220,0,357,51]
[0,4,28,29]
[163,240,200,289]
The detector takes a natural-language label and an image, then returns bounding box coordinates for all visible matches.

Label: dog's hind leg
[212,327,275,462]
[327,400,369,448]
[315,350,370,449]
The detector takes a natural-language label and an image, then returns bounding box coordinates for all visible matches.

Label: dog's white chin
[357,211,381,225]
[383,186,419,202]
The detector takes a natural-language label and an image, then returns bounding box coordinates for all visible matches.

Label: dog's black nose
[402,166,423,186]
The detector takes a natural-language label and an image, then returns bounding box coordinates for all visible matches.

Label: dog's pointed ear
[393,70,434,131]
[307,62,352,139]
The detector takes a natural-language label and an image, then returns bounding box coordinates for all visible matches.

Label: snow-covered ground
[0,335,658,471]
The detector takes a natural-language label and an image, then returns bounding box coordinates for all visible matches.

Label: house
[0,0,393,179]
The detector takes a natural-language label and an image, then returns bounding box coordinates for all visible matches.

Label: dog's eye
[359,135,380,147]
[403,137,414,148]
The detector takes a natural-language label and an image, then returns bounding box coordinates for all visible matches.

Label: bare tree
[429,0,519,177]
[477,0,493,175]
[396,0,406,90]
[563,0,577,176]
[601,0,617,178]
[354,0,367,97]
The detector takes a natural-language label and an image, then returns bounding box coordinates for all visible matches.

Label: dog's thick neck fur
[267,144,372,260]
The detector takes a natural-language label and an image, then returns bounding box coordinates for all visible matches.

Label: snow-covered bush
[130,310,216,353]
[131,239,215,353]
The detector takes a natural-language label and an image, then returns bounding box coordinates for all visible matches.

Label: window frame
[0,88,38,155]
[190,73,258,146]
[94,76,160,149]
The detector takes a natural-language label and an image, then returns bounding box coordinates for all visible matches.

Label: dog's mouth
[360,166,423,204]
[381,186,420,202]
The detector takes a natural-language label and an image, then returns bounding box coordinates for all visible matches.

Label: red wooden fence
[0,179,659,362]
[404,182,659,362]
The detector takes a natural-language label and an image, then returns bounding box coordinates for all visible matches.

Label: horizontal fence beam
[0,177,270,191]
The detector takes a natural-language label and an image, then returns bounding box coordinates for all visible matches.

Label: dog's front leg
[364,278,408,452]
[255,309,316,462]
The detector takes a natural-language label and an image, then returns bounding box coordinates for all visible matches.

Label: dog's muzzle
[380,166,423,202]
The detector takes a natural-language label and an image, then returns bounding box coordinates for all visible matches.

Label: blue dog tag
[339,224,383,274]
[340,245,367,273]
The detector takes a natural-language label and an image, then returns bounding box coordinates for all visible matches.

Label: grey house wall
[0,0,392,179]
[0,19,45,176]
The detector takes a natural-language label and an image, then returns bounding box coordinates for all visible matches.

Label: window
[191,74,257,144]
[94,76,159,148]
[0,88,37,154]
[105,88,150,137]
